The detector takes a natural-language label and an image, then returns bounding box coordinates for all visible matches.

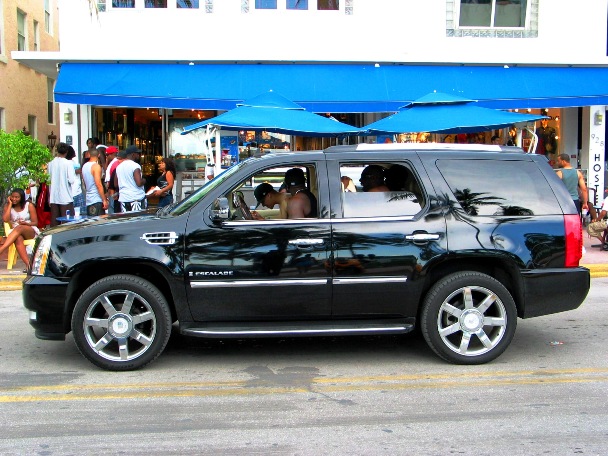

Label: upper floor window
[447,0,538,37]
[255,0,277,9]
[459,0,527,28]
[146,0,167,7]
[17,10,26,51]
[318,0,338,10]
[112,0,135,7]
[177,0,199,7]
[287,0,307,9]
[44,0,51,34]
[33,20,40,51]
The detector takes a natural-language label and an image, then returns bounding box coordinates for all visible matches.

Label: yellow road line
[1,368,607,403]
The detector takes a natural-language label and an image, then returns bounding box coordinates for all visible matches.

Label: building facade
[12,0,608,203]
[0,0,59,142]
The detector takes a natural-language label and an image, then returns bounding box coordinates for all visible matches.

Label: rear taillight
[564,214,583,267]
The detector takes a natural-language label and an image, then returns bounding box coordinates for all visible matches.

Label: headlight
[31,235,52,276]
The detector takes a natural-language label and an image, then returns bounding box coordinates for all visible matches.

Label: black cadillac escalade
[23,144,590,370]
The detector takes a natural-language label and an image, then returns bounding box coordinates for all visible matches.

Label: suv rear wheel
[71,274,172,371]
[421,272,517,364]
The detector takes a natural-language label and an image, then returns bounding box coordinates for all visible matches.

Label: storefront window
[459,0,527,28]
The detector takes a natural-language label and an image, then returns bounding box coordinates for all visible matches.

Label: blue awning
[54,62,608,112]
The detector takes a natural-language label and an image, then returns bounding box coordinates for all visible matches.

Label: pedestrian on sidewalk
[82,148,108,216]
[0,188,39,268]
[587,196,608,249]
[556,153,588,214]
[47,143,76,227]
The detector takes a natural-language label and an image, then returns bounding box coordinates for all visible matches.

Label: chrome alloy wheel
[82,289,158,362]
[436,285,508,357]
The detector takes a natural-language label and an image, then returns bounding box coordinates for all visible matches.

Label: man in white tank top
[115,145,147,213]
[82,149,108,216]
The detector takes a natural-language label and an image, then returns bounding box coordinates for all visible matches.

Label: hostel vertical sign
[587,107,606,206]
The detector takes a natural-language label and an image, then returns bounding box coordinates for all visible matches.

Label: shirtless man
[252,183,290,219]
[283,168,318,218]
[360,165,390,192]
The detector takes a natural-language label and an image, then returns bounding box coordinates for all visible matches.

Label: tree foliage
[0,129,53,204]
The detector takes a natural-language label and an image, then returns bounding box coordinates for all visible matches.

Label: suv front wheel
[421,272,517,364]
[71,274,172,371]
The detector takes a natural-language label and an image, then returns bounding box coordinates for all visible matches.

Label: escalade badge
[189,271,234,277]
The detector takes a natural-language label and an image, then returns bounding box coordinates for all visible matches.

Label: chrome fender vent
[140,232,179,245]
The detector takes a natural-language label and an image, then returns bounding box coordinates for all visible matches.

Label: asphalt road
[1,280,607,455]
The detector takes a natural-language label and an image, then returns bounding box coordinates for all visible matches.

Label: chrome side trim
[190,279,328,288]
[184,326,409,336]
[332,215,415,223]
[223,215,415,227]
[333,277,408,285]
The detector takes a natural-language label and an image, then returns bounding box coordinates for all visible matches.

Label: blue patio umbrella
[362,92,547,135]
[181,91,360,137]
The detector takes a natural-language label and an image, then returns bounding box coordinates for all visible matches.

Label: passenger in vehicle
[284,168,318,218]
[251,182,290,219]
[360,165,390,192]
[341,176,357,192]
[385,164,408,191]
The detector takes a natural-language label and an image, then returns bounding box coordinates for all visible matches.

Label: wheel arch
[63,261,179,333]
[419,257,525,318]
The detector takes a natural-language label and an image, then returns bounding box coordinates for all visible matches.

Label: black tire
[421,271,517,365]
[71,274,172,371]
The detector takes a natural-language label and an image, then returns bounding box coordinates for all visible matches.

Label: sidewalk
[1,234,606,290]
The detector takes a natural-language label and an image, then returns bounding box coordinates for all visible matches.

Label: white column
[581,106,606,207]
[215,128,222,177]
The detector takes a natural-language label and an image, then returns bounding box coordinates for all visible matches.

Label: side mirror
[211,197,229,221]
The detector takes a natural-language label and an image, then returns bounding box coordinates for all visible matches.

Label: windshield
[170,160,252,216]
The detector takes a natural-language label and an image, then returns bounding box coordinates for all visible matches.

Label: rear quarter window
[436,159,562,216]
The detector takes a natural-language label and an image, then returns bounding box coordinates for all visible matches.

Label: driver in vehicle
[283,168,318,218]
[251,182,290,219]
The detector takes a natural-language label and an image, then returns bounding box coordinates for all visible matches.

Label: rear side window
[437,159,562,216]
[339,162,425,218]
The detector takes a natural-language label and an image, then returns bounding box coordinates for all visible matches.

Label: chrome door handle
[404,233,440,242]
[289,238,324,246]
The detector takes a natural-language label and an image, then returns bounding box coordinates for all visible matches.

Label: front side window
[339,162,424,218]
[17,9,26,51]
[225,165,319,220]
[459,0,527,28]
[437,159,561,216]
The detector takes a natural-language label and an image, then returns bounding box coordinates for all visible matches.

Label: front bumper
[22,275,71,340]
[520,267,590,318]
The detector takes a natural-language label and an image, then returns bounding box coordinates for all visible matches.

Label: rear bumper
[520,267,590,318]
[22,276,70,340]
